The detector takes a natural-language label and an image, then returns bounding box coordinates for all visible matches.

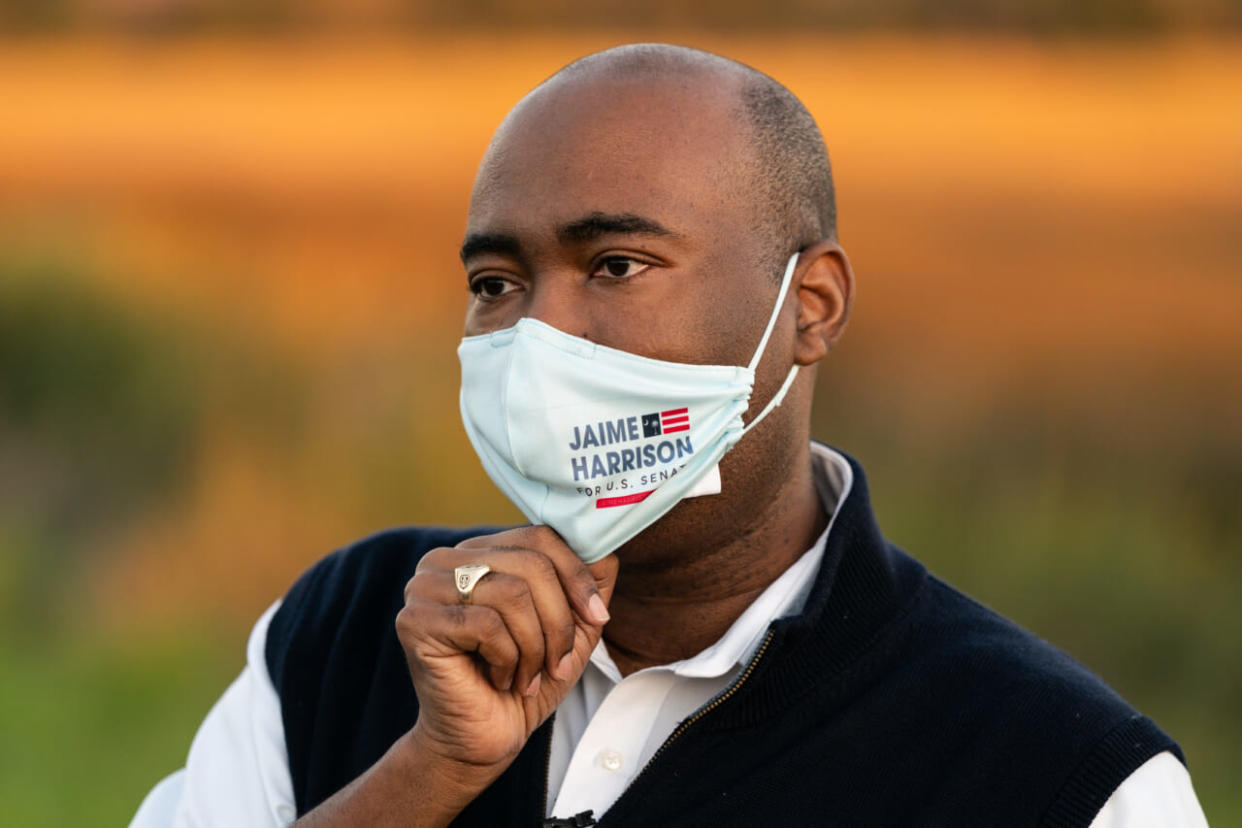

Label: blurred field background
[1,1,1240,824]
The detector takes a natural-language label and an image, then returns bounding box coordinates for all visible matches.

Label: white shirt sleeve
[129,601,296,828]
[1088,751,1209,827]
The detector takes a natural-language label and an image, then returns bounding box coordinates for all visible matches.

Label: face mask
[458,252,801,563]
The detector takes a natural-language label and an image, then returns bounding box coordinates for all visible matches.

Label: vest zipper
[620,628,776,800]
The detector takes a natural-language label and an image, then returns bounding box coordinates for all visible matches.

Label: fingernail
[524,674,542,697]
[588,593,610,624]
[556,652,574,681]
[500,674,512,692]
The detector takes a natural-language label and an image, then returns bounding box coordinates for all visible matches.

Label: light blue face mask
[458,252,801,563]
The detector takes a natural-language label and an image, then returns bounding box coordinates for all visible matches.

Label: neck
[603,445,827,676]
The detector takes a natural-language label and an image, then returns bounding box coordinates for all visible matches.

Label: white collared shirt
[132,445,1208,827]
[545,444,850,818]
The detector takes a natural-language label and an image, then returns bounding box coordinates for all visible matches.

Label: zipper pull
[542,810,597,827]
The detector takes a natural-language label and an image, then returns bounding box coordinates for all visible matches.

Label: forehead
[468,74,753,238]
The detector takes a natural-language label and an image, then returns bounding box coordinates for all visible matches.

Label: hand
[397,525,618,774]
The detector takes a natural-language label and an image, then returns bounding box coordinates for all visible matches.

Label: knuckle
[415,547,451,572]
[551,623,575,653]
[533,525,574,556]
[529,524,560,543]
[479,608,506,637]
[523,631,546,660]
[509,613,543,651]
[571,562,597,591]
[445,603,470,628]
[394,606,419,639]
[493,644,518,670]
[496,576,534,611]
[403,571,434,603]
[520,549,558,581]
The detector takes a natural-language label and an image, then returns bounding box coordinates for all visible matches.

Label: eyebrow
[459,232,521,263]
[459,212,678,263]
[555,212,677,244]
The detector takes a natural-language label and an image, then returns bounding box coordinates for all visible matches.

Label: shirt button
[598,749,624,772]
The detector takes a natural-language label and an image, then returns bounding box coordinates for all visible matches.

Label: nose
[523,267,591,339]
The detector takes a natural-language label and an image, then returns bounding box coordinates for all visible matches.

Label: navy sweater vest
[265,451,1182,827]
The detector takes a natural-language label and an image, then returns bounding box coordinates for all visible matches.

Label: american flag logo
[641,407,690,438]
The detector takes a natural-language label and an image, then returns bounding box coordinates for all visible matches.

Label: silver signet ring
[454,564,492,604]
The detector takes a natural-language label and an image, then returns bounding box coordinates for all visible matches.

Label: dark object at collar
[543,810,596,827]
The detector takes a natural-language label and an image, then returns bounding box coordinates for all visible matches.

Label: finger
[429,557,571,687]
[519,526,614,626]
[396,602,519,692]
[460,526,609,626]
[406,569,538,692]
[587,553,620,606]
[451,537,584,678]
[491,550,578,680]
[459,571,548,695]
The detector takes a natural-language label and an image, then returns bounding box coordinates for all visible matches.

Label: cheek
[696,267,776,367]
[585,295,687,360]
[615,277,763,368]
[462,296,519,336]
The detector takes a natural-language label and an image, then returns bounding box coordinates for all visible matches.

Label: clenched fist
[397,526,618,771]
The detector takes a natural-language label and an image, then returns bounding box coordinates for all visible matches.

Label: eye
[592,257,652,280]
[469,275,520,300]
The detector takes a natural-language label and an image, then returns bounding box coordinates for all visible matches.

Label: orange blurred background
[0,21,1239,826]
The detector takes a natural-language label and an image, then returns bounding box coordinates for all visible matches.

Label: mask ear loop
[746,252,801,373]
[741,252,802,435]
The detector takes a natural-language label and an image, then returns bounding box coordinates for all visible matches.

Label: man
[133,44,1208,826]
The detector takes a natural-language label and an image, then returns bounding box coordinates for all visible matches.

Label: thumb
[587,553,619,611]
[537,557,616,705]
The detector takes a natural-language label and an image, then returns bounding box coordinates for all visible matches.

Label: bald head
[485,43,836,280]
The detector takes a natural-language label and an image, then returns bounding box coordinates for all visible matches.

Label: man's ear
[793,240,855,367]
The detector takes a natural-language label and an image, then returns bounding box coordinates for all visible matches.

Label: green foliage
[0,261,202,640]
[0,260,201,532]
[0,255,314,637]
[0,632,238,828]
